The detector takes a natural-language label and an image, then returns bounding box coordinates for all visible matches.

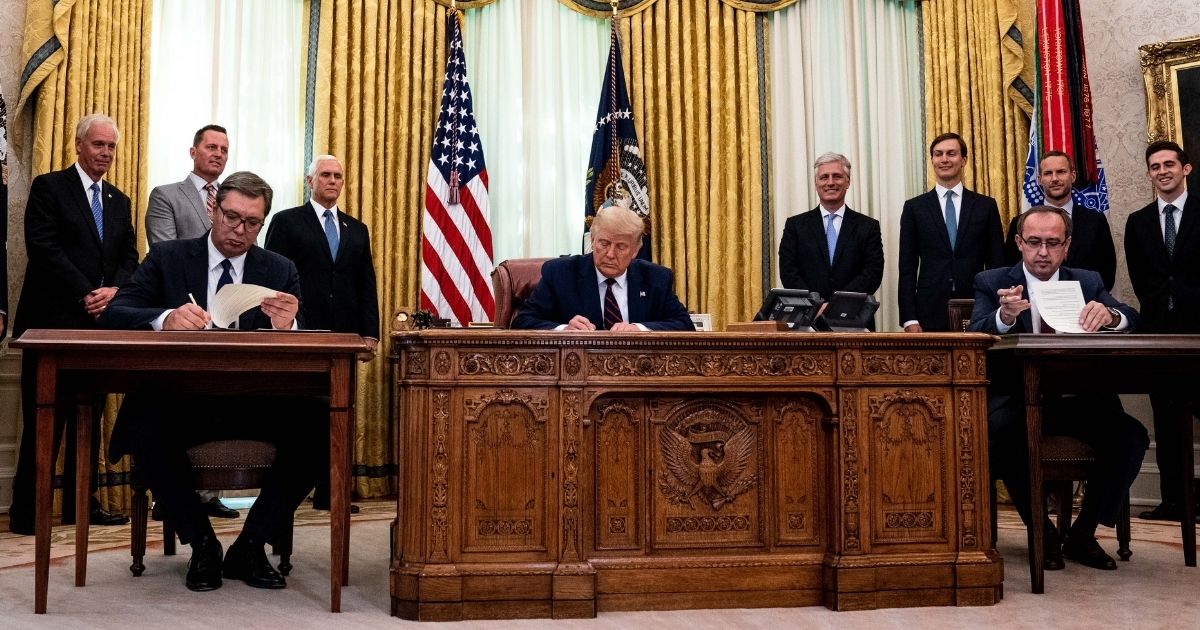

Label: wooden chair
[947,299,1132,590]
[490,258,552,328]
[130,439,295,577]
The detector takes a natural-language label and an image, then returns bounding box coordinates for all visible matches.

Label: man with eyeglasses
[510,205,692,331]
[969,205,1147,571]
[101,171,325,593]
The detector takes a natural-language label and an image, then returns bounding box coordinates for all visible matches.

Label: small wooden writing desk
[989,334,1199,594]
[10,329,367,613]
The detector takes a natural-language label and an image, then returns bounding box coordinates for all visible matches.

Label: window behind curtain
[147,0,305,243]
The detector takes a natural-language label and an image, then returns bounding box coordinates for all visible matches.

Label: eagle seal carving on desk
[659,407,757,511]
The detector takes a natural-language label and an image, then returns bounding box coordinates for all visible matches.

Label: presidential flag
[1,85,9,328]
[420,11,494,326]
[1020,0,1109,214]
[584,17,650,259]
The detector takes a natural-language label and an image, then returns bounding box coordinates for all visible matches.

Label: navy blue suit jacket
[898,188,1004,330]
[967,263,1137,335]
[1004,207,1117,291]
[511,254,693,331]
[1125,196,1200,333]
[99,236,302,331]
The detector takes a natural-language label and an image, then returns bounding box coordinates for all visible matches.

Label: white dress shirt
[1158,190,1188,239]
[75,162,104,206]
[821,205,846,239]
[994,265,1127,333]
[552,267,649,331]
[188,172,218,208]
[934,181,964,227]
[311,199,341,240]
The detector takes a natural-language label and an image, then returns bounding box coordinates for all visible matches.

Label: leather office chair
[490,258,552,328]
[130,439,296,577]
[946,299,1132,589]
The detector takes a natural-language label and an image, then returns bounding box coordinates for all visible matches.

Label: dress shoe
[152,502,164,522]
[311,497,360,514]
[63,506,131,527]
[1042,522,1064,571]
[1062,531,1117,570]
[186,535,224,592]
[204,498,240,519]
[223,537,286,589]
[7,509,33,536]
[1138,502,1199,522]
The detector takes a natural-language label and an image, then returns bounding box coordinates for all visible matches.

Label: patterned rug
[0,500,396,570]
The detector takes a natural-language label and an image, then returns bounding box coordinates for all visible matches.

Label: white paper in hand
[211,283,280,328]
[1029,281,1086,333]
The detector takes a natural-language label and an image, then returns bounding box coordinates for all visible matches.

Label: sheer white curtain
[463,0,607,263]
[147,0,306,245]
[770,0,923,331]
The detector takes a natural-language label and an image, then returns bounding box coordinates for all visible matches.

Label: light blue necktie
[89,182,104,240]
[825,212,837,265]
[944,190,957,250]
[323,209,340,258]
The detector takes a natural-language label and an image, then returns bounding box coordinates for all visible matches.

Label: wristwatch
[1103,307,1121,330]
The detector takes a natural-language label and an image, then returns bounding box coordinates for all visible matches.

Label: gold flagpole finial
[610,0,618,17]
[451,0,457,12]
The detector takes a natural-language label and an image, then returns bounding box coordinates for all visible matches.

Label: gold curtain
[307,0,448,498]
[615,2,768,328]
[556,0,804,18]
[16,0,153,512]
[922,0,1030,224]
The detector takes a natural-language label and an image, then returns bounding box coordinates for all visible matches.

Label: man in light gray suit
[143,124,239,520]
[146,124,228,245]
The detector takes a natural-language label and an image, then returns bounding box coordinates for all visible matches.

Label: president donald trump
[511,206,693,331]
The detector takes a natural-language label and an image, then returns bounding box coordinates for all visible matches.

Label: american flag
[420,11,494,326]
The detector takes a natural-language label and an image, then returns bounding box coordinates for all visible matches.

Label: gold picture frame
[1140,33,1200,145]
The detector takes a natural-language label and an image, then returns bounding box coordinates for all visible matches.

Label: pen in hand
[187,293,211,329]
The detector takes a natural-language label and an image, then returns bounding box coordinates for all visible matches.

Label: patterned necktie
[1165,204,1177,309]
[323,209,340,258]
[204,183,216,214]
[944,190,957,249]
[89,182,104,240]
[603,278,622,330]
[825,213,837,265]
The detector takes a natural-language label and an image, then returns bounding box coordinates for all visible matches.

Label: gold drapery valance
[431,0,811,17]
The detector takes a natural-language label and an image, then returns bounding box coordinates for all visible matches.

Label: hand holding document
[211,283,281,328]
[1028,281,1086,333]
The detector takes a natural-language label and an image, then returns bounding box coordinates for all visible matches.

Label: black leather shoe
[186,535,224,592]
[204,498,240,519]
[1137,502,1199,522]
[7,510,33,536]
[1042,523,1065,571]
[151,502,164,522]
[63,506,131,527]
[223,537,286,589]
[311,497,360,514]
[1062,532,1117,570]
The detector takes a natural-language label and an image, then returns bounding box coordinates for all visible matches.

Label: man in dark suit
[265,155,378,512]
[778,152,884,328]
[100,171,321,592]
[899,132,1005,332]
[1124,140,1199,522]
[1004,151,1117,290]
[970,206,1148,570]
[512,205,692,331]
[8,114,138,535]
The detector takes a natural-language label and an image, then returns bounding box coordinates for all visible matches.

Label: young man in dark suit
[100,171,322,592]
[1003,151,1117,290]
[970,206,1147,570]
[265,154,379,512]
[8,113,138,534]
[511,205,692,331]
[1124,140,1199,522]
[898,132,1005,332]
[778,152,884,329]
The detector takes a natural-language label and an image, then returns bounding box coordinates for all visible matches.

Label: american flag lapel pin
[639,291,646,297]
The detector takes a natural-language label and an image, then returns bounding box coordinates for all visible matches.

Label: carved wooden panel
[773,397,824,546]
[867,389,949,545]
[461,388,551,554]
[459,351,556,377]
[650,398,762,549]
[860,352,949,379]
[589,352,832,378]
[592,398,642,551]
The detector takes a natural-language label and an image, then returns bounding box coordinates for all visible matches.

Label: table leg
[329,357,352,613]
[1023,363,1045,594]
[1182,401,1196,567]
[342,410,352,585]
[34,404,53,614]
[74,401,93,587]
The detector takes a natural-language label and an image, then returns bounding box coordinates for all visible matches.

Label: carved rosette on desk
[390,331,1001,621]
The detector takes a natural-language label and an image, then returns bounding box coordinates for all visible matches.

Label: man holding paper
[100,172,321,593]
[968,205,1147,571]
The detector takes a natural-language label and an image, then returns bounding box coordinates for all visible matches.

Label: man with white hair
[511,205,693,331]
[9,113,139,534]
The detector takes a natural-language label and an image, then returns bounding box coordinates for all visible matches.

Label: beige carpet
[1,503,1197,629]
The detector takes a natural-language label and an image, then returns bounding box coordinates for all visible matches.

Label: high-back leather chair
[490,258,552,328]
[947,299,1132,591]
[130,439,296,577]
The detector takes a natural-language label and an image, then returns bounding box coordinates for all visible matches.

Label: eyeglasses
[1018,236,1066,251]
[217,209,264,232]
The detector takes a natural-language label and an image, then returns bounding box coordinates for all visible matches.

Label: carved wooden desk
[989,334,1200,594]
[390,331,1001,620]
[10,329,366,614]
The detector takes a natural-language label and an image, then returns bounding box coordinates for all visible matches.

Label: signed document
[1029,281,1086,333]
[211,283,280,328]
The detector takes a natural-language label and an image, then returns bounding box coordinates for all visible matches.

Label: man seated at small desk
[511,206,693,331]
[968,205,1148,571]
[99,171,325,592]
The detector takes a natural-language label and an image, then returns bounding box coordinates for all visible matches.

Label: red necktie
[204,183,216,214]
[603,278,622,330]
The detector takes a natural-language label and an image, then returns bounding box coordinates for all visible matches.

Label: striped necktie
[603,278,622,330]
